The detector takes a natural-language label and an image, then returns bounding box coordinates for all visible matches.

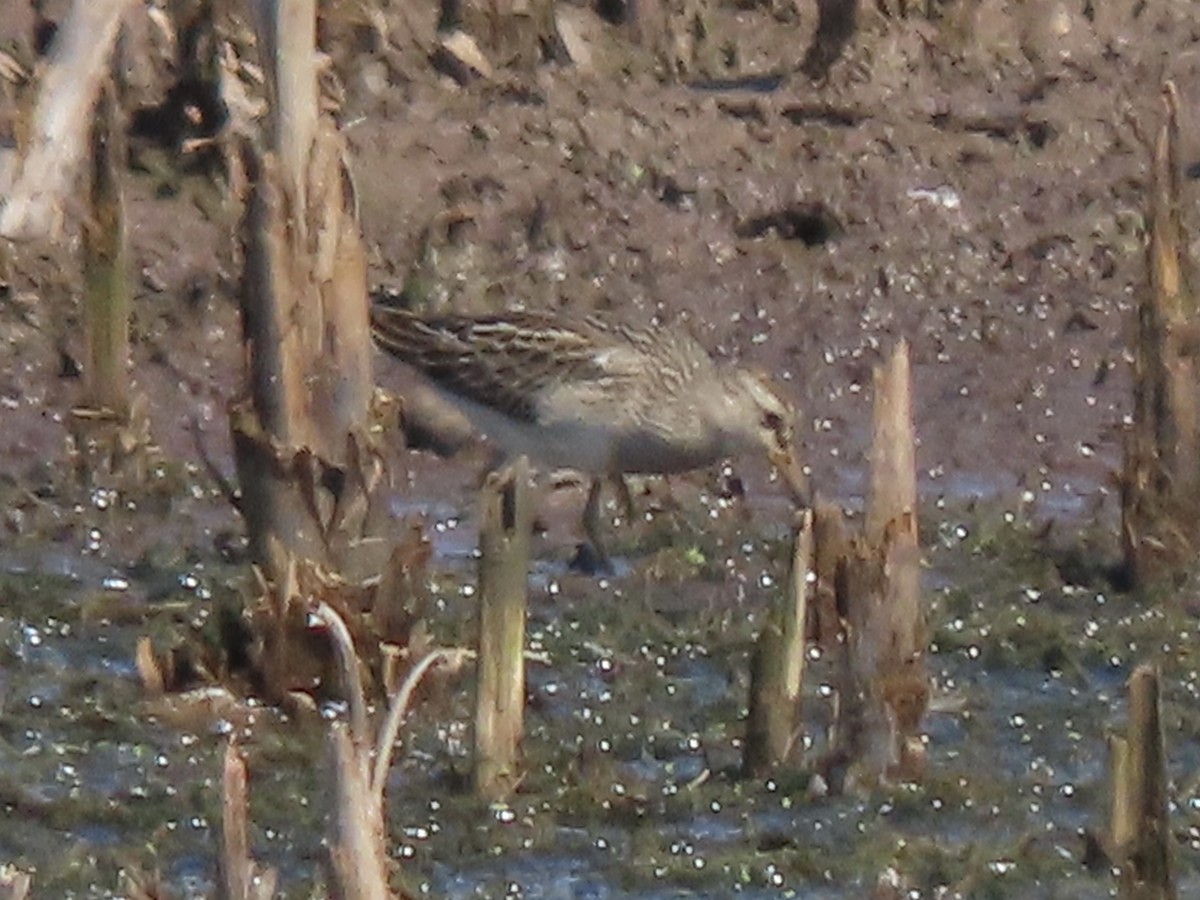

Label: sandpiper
[371,304,808,566]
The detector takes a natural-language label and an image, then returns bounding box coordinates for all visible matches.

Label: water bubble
[91,487,117,510]
[493,806,517,824]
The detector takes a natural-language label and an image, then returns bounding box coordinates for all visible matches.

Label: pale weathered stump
[1109,665,1175,900]
[474,456,534,800]
[744,509,814,777]
[0,0,138,241]
[1122,83,1199,586]
[827,340,928,788]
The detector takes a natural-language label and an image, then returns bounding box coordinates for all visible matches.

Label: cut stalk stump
[823,340,929,790]
[1108,664,1175,900]
[474,456,534,800]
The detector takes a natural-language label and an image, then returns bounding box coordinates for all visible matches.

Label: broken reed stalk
[809,500,848,647]
[233,0,374,580]
[1122,81,1199,585]
[743,509,814,777]
[329,724,393,900]
[1110,665,1175,900]
[218,742,277,900]
[830,339,928,787]
[219,742,250,900]
[474,456,534,800]
[82,73,130,418]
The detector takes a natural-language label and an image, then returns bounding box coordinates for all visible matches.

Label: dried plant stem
[82,74,130,417]
[1122,81,1199,585]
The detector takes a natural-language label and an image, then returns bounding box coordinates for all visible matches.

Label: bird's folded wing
[370,307,643,422]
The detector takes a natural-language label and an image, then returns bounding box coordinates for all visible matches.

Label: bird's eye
[762,411,784,433]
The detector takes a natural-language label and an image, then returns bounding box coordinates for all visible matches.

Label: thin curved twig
[314,601,369,745]
[371,647,475,797]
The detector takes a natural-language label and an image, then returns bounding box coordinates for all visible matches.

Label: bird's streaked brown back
[371,306,626,422]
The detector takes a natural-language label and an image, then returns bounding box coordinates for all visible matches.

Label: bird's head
[714,369,809,506]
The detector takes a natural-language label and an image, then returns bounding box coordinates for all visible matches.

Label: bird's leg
[582,477,613,571]
[612,474,636,523]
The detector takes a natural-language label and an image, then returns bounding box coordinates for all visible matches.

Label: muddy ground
[3,0,1200,896]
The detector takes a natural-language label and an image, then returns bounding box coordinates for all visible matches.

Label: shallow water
[4,473,1200,897]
